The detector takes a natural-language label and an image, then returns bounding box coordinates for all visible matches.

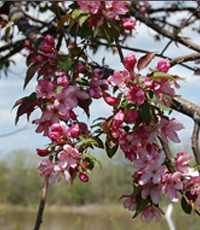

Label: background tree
[1,1,200,229]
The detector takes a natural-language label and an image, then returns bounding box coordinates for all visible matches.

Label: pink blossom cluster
[30,35,108,185]
[77,1,136,31]
[24,31,200,223]
[104,53,200,222]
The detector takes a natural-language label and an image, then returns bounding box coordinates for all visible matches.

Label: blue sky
[0,1,200,157]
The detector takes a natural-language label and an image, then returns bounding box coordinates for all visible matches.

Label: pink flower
[76,64,86,73]
[32,118,51,136]
[133,146,156,170]
[122,18,136,30]
[119,132,140,153]
[36,79,55,99]
[141,205,165,223]
[58,144,80,169]
[141,182,163,204]
[157,117,185,143]
[183,176,200,195]
[176,151,194,174]
[105,1,129,20]
[57,72,69,87]
[138,153,167,185]
[157,59,170,73]
[45,34,55,47]
[114,110,126,125]
[119,194,136,212]
[37,159,54,177]
[124,53,137,71]
[126,85,145,106]
[125,109,138,123]
[162,171,183,202]
[48,165,72,186]
[108,69,131,89]
[78,1,101,14]
[79,172,89,182]
[88,86,102,99]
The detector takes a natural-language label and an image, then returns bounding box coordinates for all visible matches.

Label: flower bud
[45,34,55,47]
[79,173,89,182]
[124,53,137,71]
[122,18,136,30]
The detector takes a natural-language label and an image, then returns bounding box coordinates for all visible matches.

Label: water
[0,204,197,230]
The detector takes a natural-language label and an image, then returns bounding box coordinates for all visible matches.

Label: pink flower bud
[79,173,89,182]
[42,43,53,53]
[45,34,55,47]
[48,130,61,141]
[51,123,63,132]
[122,18,136,30]
[157,59,170,73]
[76,64,86,73]
[105,96,118,106]
[37,148,51,157]
[124,53,137,71]
[67,123,80,138]
[93,68,103,80]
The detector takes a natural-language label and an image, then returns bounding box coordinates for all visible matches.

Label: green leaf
[133,194,149,219]
[120,98,129,108]
[75,77,90,88]
[80,136,104,149]
[149,72,176,81]
[80,22,93,38]
[79,15,90,27]
[181,196,192,214]
[81,153,102,169]
[147,90,157,105]
[138,100,152,124]
[105,140,119,158]
[57,13,72,32]
[72,9,85,20]
[158,103,172,112]
[57,55,72,73]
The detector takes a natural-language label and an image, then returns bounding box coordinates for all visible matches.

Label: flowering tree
[1,1,200,228]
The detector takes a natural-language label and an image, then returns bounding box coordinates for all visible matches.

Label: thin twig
[33,155,53,230]
[191,123,200,174]
[115,37,124,64]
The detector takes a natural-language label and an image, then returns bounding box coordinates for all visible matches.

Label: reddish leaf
[24,62,41,89]
[13,93,38,124]
[37,61,49,78]
[78,98,92,118]
[26,52,39,66]
[137,52,156,72]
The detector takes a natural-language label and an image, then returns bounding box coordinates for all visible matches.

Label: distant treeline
[0,150,134,206]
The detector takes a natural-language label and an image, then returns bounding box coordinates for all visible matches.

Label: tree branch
[9,1,45,48]
[169,53,200,67]
[192,123,200,172]
[129,7,200,53]
[171,96,200,125]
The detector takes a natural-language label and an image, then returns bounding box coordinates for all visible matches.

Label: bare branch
[192,123,200,172]
[170,53,200,67]
[171,96,200,125]
[129,7,200,53]
[9,1,45,48]
[33,155,53,230]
